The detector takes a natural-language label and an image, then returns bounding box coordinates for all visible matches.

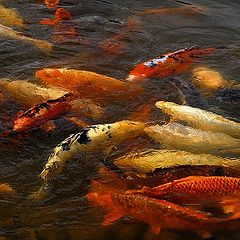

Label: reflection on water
[0,0,240,239]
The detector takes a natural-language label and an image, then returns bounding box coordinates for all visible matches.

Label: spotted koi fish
[13,92,74,132]
[40,121,147,182]
[87,180,240,237]
[126,47,216,81]
[155,101,240,139]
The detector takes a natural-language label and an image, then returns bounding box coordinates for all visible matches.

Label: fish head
[13,115,34,132]
[44,0,59,8]
[126,63,155,82]
[36,68,63,82]
[55,8,73,21]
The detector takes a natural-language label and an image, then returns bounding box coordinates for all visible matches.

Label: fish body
[40,121,147,182]
[155,101,240,138]
[127,47,216,81]
[87,181,239,235]
[36,68,143,100]
[192,66,231,95]
[0,78,67,107]
[138,176,240,201]
[0,23,52,53]
[145,123,240,154]
[114,149,240,176]
[0,4,24,27]
[13,93,73,132]
[136,5,207,16]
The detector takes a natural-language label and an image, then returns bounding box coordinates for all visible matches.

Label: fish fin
[220,195,240,219]
[150,225,161,234]
[197,230,212,239]
[15,110,25,119]
[102,210,123,225]
[65,116,89,128]
[41,121,56,132]
[103,146,114,156]
[129,104,153,122]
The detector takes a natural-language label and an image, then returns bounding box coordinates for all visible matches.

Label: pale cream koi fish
[0,23,52,53]
[155,101,240,138]
[114,149,240,176]
[145,123,240,154]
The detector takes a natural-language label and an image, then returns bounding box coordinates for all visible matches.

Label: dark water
[0,0,240,239]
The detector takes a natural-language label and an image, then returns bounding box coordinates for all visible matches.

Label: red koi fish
[12,93,74,132]
[40,8,73,26]
[134,176,240,202]
[127,47,216,81]
[44,0,59,8]
[87,180,240,236]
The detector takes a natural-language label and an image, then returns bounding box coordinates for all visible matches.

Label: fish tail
[189,47,217,56]
[33,39,53,54]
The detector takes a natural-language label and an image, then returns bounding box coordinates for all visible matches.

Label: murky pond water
[0,0,240,239]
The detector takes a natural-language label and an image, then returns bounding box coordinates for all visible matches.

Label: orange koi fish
[44,0,59,8]
[12,93,74,132]
[135,176,240,201]
[40,8,73,26]
[87,180,240,236]
[127,47,216,82]
[35,68,144,101]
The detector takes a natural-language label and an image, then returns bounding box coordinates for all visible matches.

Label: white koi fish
[0,23,52,53]
[156,101,240,138]
[114,149,240,176]
[40,120,147,182]
[145,123,240,154]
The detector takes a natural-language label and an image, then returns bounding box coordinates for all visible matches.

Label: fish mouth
[126,74,139,82]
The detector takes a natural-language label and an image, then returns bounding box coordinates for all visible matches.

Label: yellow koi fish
[40,120,147,182]
[0,4,24,28]
[145,123,240,154]
[0,23,52,53]
[156,101,240,138]
[114,149,240,176]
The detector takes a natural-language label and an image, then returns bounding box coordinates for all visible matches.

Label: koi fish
[114,149,240,176]
[40,121,147,182]
[35,68,143,101]
[136,5,207,16]
[145,123,240,154]
[0,4,24,28]
[87,180,240,237]
[40,8,73,25]
[0,23,52,53]
[44,0,59,8]
[155,101,240,138]
[0,78,67,107]
[136,176,240,202]
[192,66,233,95]
[0,183,16,196]
[126,47,216,81]
[12,93,74,132]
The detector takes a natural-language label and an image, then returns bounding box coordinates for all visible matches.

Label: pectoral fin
[102,210,123,225]
[41,120,56,132]
[150,224,161,234]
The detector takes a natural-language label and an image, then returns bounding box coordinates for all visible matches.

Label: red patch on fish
[44,0,59,8]
[127,47,216,81]
[12,93,74,132]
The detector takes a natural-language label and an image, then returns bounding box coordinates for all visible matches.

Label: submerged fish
[136,5,207,16]
[0,23,52,53]
[36,68,143,101]
[136,176,240,202]
[87,180,240,236]
[44,0,59,8]
[145,123,240,154]
[127,47,216,81]
[40,121,147,182]
[0,4,24,27]
[0,183,16,196]
[114,149,240,176]
[13,93,74,132]
[192,66,232,95]
[0,78,67,107]
[155,101,240,138]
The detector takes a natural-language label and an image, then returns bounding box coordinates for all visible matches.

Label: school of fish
[1,0,240,239]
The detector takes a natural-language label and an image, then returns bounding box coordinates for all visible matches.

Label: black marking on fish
[77,129,92,144]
